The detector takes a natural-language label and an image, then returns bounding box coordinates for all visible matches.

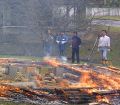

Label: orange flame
[96,95,110,104]
[0,85,21,97]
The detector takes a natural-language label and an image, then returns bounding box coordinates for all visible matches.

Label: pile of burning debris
[0,57,120,105]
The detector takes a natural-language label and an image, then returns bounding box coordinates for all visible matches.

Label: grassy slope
[66,24,120,67]
[82,25,120,67]
[88,16,120,21]
[0,14,120,67]
[87,15,120,65]
[0,25,119,67]
[94,16,120,21]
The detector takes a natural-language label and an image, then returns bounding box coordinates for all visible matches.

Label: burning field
[0,57,120,105]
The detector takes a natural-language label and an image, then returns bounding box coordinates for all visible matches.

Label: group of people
[44,30,111,65]
[44,31,81,63]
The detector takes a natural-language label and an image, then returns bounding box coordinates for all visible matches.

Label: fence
[86,8,120,16]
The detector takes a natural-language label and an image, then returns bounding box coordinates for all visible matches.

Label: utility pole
[104,0,107,5]
[73,0,77,31]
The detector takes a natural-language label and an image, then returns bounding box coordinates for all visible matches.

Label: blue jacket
[56,35,68,44]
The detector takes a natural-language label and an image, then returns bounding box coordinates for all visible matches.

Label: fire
[44,57,61,67]
[70,71,98,88]
[92,72,120,90]
[44,57,120,104]
[0,57,119,104]
[80,72,97,87]
[0,58,16,64]
[98,66,120,74]
[0,85,21,97]
[96,95,110,104]
[44,57,120,90]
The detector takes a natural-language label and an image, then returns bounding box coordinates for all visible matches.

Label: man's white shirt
[98,35,110,47]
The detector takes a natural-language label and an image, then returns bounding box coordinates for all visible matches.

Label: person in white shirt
[98,30,110,65]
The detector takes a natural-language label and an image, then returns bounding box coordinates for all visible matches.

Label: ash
[7,92,66,105]
[110,96,120,105]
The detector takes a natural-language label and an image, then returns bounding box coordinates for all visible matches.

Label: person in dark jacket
[71,32,81,63]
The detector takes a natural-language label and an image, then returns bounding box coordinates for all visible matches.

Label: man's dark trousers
[72,47,80,63]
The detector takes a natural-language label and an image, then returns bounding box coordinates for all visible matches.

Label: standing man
[71,32,81,63]
[56,32,68,56]
[44,31,54,56]
[98,30,110,65]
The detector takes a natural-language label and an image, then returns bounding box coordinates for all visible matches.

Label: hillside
[79,26,120,67]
